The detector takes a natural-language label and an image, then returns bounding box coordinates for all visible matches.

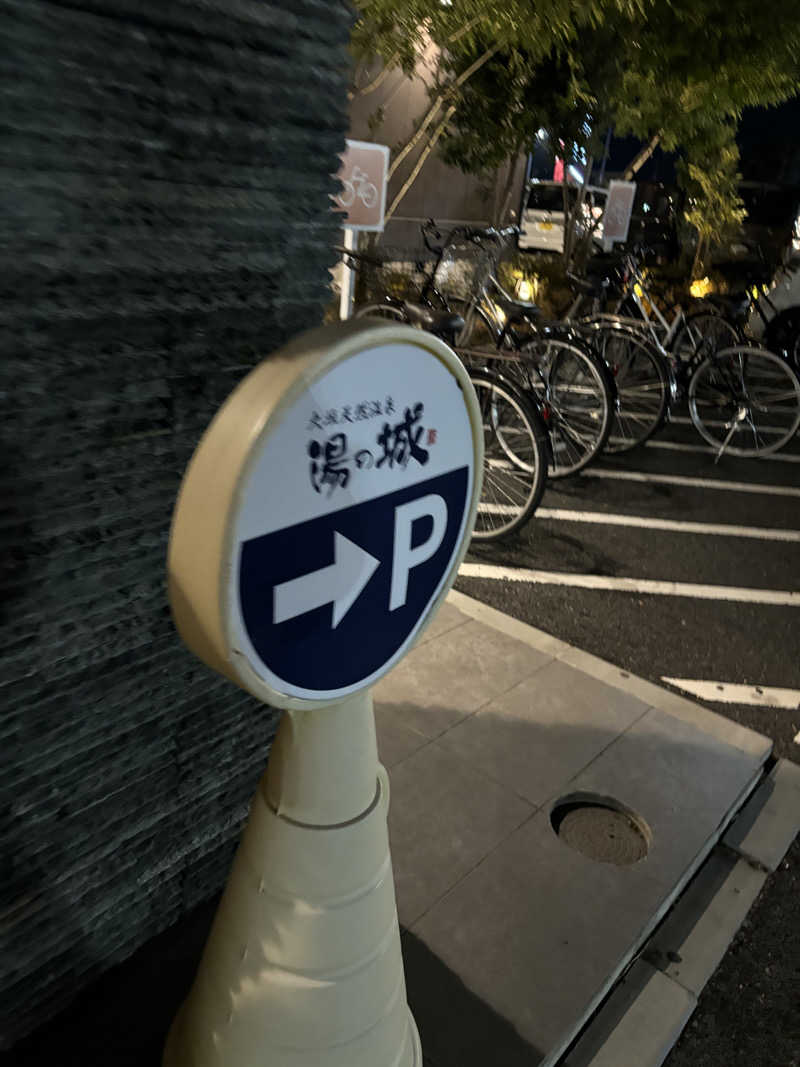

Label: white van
[519,180,606,253]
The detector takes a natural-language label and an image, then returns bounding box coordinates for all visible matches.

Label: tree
[434,0,800,265]
[678,123,746,276]
[349,0,640,221]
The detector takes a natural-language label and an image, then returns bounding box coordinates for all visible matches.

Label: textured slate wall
[0,0,351,1047]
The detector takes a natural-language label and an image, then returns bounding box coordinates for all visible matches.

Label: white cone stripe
[458,562,800,607]
[581,468,800,498]
[661,678,800,709]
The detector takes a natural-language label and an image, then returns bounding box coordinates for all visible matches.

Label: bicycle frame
[613,257,685,354]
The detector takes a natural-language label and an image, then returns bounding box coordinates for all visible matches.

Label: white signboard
[601,180,637,251]
[227,341,475,701]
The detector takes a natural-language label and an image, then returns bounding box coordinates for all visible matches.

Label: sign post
[163,320,482,1067]
[601,179,637,252]
[333,140,390,320]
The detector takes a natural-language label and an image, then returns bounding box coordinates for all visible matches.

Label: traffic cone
[163,689,421,1067]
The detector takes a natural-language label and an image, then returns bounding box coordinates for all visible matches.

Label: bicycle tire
[470,371,549,541]
[671,311,740,362]
[354,302,407,322]
[590,324,670,452]
[516,337,613,477]
[688,345,800,456]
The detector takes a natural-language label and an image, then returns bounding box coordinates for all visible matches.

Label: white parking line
[668,415,787,434]
[477,503,800,541]
[661,678,800,709]
[534,508,800,542]
[610,439,800,464]
[458,562,800,606]
[581,468,800,498]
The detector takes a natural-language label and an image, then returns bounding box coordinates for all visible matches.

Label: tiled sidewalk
[376,592,771,1067]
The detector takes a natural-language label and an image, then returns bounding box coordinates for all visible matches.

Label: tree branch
[388,40,504,179]
[349,14,485,101]
[388,98,444,178]
[349,56,398,100]
[448,13,485,44]
[494,138,526,226]
[623,133,661,180]
[385,104,457,221]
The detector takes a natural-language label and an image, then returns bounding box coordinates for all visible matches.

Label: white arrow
[273,532,380,629]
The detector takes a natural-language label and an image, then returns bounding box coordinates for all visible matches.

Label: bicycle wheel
[592,326,669,452]
[519,338,613,477]
[354,302,407,322]
[470,371,548,541]
[447,297,501,350]
[688,345,800,456]
[672,312,740,362]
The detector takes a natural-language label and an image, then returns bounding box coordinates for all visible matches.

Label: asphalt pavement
[456,407,800,1067]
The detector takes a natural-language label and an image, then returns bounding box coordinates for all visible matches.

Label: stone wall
[0,0,351,1046]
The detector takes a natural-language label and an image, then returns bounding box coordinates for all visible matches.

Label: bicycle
[389,220,616,480]
[340,244,549,541]
[572,248,800,457]
[693,245,800,369]
[561,268,670,452]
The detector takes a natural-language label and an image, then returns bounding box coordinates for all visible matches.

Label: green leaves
[351,0,799,248]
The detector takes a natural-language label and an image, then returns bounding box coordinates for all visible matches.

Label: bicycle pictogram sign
[333,140,389,232]
[339,166,379,210]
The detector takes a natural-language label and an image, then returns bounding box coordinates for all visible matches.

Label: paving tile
[564,960,696,1067]
[560,707,764,888]
[374,706,430,769]
[436,659,651,807]
[374,619,552,739]
[415,601,471,647]
[556,648,771,762]
[413,811,667,1056]
[446,590,571,658]
[386,743,534,926]
[643,847,766,996]
[723,758,800,871]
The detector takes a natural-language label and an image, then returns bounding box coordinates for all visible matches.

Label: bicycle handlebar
[463,224,520,242]
[420,219,520,252]
[333,245,386,269]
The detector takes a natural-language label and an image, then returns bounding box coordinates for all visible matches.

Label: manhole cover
[551,798,650,866]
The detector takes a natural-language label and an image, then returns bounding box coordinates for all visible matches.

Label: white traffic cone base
[164,697,419,1067]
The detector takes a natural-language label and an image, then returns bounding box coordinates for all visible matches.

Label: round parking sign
[168,321,482,708]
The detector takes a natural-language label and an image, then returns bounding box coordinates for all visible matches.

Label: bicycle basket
[431,237,496,302]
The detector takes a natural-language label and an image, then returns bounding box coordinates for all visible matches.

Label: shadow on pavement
[2,895,540,1067]
[402,927,542,1067]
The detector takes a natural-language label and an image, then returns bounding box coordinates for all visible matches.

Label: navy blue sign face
[238,467,469,695]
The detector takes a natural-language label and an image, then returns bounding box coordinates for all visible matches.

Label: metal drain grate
[551,799,650,866]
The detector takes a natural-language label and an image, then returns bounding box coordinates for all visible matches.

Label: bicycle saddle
[706,292,751,319]
[402,301,465,335]
[567,272,607,295]
[491,288,541,319]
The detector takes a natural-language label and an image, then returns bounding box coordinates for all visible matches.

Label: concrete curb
[723,759,800,871]
[563,960,697,1067]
